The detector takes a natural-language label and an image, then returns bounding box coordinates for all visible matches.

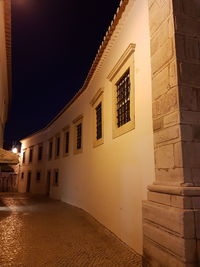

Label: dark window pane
[38,146,43,160]
[65,132,69,154]
[116,69,131,127]
[56,137,60,156]
[29,149,33,163]
[96,103,102,140]
[76,124,82,150]
[49,141,53,159]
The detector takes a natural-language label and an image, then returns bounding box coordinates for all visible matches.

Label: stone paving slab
[0,193,142,267]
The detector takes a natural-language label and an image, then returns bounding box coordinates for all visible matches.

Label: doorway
[26,171,31,193]
[46,171,51,196]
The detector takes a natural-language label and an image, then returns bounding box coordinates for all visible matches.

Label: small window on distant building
[63,127,70,157]
[55,135,60,158]
[38,145,43,161]
[22,151,26,164]
[73,115,83,154]
[29,147,33,163]
[76,123,82,150]
[54,169,59,186]
[36,171,41,182]
[48,139,53,160]
[90,88,104,148]
[96,102,102,140]
[21,172,24,179]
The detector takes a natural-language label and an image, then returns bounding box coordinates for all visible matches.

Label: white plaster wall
[0,0,9,147]
[19,0,155,254]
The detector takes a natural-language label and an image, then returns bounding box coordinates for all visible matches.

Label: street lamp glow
[12,147,18,154]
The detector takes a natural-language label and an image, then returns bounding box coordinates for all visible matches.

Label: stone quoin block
[175,15,200,36]
[151,19,170,56]
[149,0,171,35]
[143,201,195,238]
[163,111,179,128]
[153,87,178,118]
[179,87,197,111]
[155,167,185,184]
[152,38,174,74]
[154,125,180,145]
[169,60,178,88]
[152,66,169,100]
[155,144,174,168]
[179,62,200,87]
[143,222,196,261]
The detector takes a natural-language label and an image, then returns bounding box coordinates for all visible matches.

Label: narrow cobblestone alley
[0,193,142,267]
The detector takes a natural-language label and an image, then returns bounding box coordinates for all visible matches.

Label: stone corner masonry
[143,0,200,266]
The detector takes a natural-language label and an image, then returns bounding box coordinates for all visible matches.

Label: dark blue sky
[4,0,120,148]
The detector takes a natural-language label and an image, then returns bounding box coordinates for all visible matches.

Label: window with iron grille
[95,102,102,140]
[65,131,69,154]
[76,123,82,150]
[38,146,43,161]
[29,148,33,163]
[48,140,53,160]
[116,69,130,128]
[56,136,60,157]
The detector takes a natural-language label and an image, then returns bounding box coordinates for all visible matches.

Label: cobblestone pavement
[0,193,142,267]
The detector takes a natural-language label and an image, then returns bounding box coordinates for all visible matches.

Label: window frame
[48,138,53,160]
[90,88,104,147]
[63,126,70,157]
[73,115,83,154]
[29,147,33,163]
[107,43,135,138]
[38,144,43,161]
[55,134,61,159]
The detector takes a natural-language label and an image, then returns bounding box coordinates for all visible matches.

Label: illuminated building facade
[19,0,200,265]
[0,0,11,147]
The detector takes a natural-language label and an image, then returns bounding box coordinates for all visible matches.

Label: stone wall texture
[143,0,200,266]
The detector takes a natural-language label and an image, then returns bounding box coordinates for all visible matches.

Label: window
[29,147,33,163]
[63,126,70,156]
[21,172,24,179]
[96,103,102,140]
[22,151,26,164]
[53,169,59,186]
[38,145,43,161]
[76,123,82,150]
[36,171,41,182]
[90,88,104,147]
[48,139,53,160]
[73,115,83,154]
[55,135,60,158]
[116,69,130,127]
[108,43,135,138]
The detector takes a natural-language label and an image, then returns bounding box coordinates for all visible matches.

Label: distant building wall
[19,0,155,254]
[0,0,11,147]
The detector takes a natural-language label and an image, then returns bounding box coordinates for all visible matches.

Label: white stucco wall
[0,0,9,147]
[19,0,155,255]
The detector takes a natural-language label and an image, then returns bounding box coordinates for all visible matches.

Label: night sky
[4,0,121,149]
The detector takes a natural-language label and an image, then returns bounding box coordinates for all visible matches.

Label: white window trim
[108,43,136,138]
[73,115,83,155]
[62,125,70,157]
[90,88,104,147]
